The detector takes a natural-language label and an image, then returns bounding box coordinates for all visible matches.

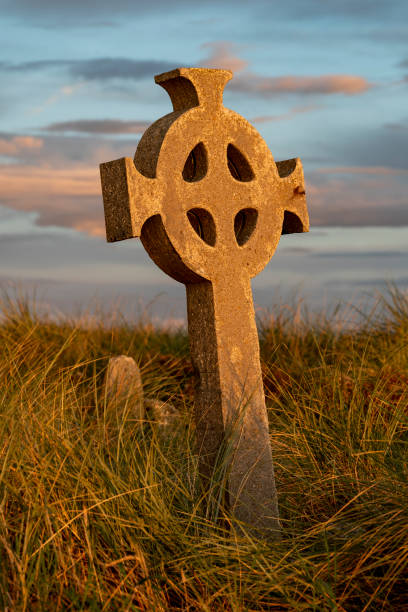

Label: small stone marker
[105,355,144,420]
[105,355,178,432]
[100,68,309,536]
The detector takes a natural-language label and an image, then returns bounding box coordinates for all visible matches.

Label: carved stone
[100,68,309,537]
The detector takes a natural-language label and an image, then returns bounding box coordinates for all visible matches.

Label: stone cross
[100,68,309,537]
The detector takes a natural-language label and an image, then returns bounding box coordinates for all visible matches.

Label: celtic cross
[100,67,309,536]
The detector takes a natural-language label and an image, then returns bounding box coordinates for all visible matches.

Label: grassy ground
[0,290,407,611]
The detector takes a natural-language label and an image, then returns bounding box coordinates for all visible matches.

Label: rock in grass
[105,355,144,420]
[144,398,179,430]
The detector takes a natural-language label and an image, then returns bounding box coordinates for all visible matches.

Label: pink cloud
[230,72,372,96]
[199,41,248,72]
[0,164,98,197]
[71,218,106,236]
[251,105,321,123]
[0,163,104,235]
[43,119,150,135]
[0,136,43,156]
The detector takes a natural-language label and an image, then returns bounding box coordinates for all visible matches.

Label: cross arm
[100,157,161,242]
[276,158,309,235]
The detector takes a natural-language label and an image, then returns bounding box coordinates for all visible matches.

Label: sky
[0,0,407,325]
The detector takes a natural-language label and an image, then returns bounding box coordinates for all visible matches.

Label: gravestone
[100,68,309,537]
[105,355,179,432]
[105,355,144,420]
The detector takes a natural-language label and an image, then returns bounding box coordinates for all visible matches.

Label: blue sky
[0,0,407,322]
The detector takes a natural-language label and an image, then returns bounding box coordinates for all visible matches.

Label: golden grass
[0,289,407,610]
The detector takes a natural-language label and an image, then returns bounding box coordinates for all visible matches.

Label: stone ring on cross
[100,67,309,538]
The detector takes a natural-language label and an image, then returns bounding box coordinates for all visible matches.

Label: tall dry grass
[0,289,407,610]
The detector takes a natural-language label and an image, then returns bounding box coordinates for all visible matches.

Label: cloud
[199,41,248,72]
[324,123,408,170]
[313,250,404,258]
[2,0,401,24]
[198,41,371,98]
[0,163,104,235]
[1,0,172,22]
[0,0,230,26]
[0,131,134,168]
[1,58,178,82]
[280,0,404,19]
[251,105,321,123]
[0,165,98,197]
[0,59,69,72]
[307,170,408,226]
[314,166,408,176]
[2,47,371,101]
[385,122,408,131]
[69,58,177,82]
[0,136,43,156]
[0,134,136,235]
[43,119,150,135]
[229,72,372,97]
